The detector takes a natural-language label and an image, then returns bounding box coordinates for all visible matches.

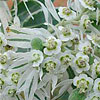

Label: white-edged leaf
[8,41,31,48]
[35,90,45,100]
[29,72,38,100]
[44,23,60,38]
[24,69,38,100]
[14,16,21,27]
[51,75,58,94]
[45,0,60,22]
[96,8,100,25]
[59,86,68,94]
[38,74,52,89]
[39,69,43,80]
[56,79,73,88]
[0,2,9,34]
[35,0,49,23]
[17,68,33,92]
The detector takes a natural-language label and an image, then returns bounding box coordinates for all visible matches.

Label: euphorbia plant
[0,0,100,100]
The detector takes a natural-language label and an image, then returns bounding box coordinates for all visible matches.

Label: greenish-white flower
[30,50,44,67]
[0,53,8,67]
[78,0,95,10]
[44,36,62,55]
[2,86,17,97]
[80,15,91,29]
[85,93,100,100]
[73,52,90,73]
[71,34,80,45]
[87,34,100,48]
[0,52,11,69]
[1,86,21,100]
[11,72,20,85]
[42,57,60,72]
[58,26,75,41]
[58,51,74,67]
[0,32,7,48]
[73,74,93,93]
[58,7,76,20]
[93,78,100,93]
[78,41,93,55]
[92,59,100,78]
[0,74,5,90]
[65,33,80,47]
[8,88,16,97]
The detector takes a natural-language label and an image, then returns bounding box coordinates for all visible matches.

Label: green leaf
[89,54,94,65]
[89,12,96,20]
[96,3,100,9]
[88,11,100,31]
[17,1,45,28]
[17,0,55,28]
[31,38,44,51]
[94,47,100,57]
[68,89,86,100]
[40,0,55,4]
[58,91,69,100]
[92,22,100,31]
[67,66,75,79]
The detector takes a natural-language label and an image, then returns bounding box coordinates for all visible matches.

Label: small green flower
[92,59,100,78]
[72,38,79,44]
[58,26,75,42]
[58,7,76,20]
[47,38,57,50]
[93,78,100,93]
[77,78,89,93]
[11,72,20,84]
[79,0,95,10]
[84,0,94,7]
[73,74,93,93]
[0,54,7,65]
[76,57,86,68]
[44,36,62,55]
[45,61,56,72]
[60,55,71,65]
[43,57,60,72]
[30,50,44,66]
[62,8,72,16]
[95,63,100,75]
[59,51,74,67]
[0,78,4,89]
[74,53,90,73]
[32,53,41,63]
[83,19,91,29]
[8,88,16,97]
[0,32,7,47]
[80,15,91,29]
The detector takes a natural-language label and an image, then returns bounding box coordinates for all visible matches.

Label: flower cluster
[0,0,100,100]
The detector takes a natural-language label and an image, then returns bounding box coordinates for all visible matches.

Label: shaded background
[7,0,67,9]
